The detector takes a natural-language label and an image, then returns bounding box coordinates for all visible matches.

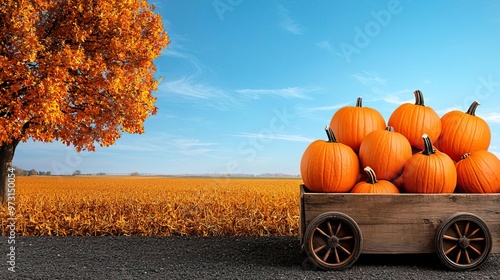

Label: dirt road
[1,236,499,279]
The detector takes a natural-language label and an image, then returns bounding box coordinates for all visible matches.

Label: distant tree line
[12,167,138,176]
[13,166,50,176]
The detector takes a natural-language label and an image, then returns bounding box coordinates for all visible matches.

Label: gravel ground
[1,236,499,279]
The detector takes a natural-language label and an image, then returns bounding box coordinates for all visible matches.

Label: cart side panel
[302,189,500,254]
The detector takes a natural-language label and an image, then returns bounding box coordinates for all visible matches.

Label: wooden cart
[299,184,500,271]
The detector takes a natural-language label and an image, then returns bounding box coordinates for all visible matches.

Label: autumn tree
[0,0,169,203]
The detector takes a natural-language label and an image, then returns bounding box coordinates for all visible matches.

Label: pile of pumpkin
[300,90,500,194]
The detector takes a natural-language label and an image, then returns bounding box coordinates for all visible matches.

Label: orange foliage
[0,0,169,150]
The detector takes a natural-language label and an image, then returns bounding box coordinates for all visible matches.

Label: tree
[73,170,81,176]
[29,169,38,176]
[0,0,169,203]
[13,166,23,176]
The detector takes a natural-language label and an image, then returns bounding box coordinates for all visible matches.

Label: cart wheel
[304,212,362,270]
[435,212,492,271]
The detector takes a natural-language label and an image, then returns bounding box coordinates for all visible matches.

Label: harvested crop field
[1,176,301,236]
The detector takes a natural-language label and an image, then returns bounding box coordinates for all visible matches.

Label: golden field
[1,176,301,236]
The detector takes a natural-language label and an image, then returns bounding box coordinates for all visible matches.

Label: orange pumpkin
[330,97,386,152]
[388,90,441,150]
[403,134,456,193]
[391,173,404,192]
[435,101,491,162]
[456,150,500,193]
[300,126,359,193]
[351,166,399,193]
[359,126,412,181]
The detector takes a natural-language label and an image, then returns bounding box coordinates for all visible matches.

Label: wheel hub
[328,236,340,248]
[458,236,470,249]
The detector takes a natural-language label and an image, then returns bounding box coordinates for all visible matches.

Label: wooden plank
[300,185,500,254]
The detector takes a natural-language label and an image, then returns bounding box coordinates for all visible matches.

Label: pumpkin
[456,150,500,193]
[388,90,441,150]
[403,134,456,193]
[329,97,386,152]
[351,166,399,193]
[359,126,412,181]
[435,101,491,162]
[391,173,404,192]
[300,126,359,193]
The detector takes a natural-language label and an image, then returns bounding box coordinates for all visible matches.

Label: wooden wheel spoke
[338,244,352,256]
[323,248,332,262]
[316,227,331,239]
[455,249,462,264]
[464,222,470,236]
[327,222,334,237]
[469,237,485,242]
[335,221,342,236]
[443,234,459,241]
[334,247,340,263]
[469,245,482,255]
[444,244,457,255]
[464,249,471,264]
[339,235,354,241]
[468,228,481,238]
[314,244,327,253]
[454,223,463,237]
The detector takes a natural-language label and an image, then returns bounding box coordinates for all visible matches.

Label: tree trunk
[0,140,18,204]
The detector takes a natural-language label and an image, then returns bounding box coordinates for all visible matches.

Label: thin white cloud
[370,88,413,105]
[158,33,239,110]
[302,102,350,112]
[352,71,386,85]
[236,87,317,99]
[173,138,217,149]
[435,106,463,116]
[175,139,217,156]
[161,75,220,100]
[106,143,165,152]
[277,5,304,35]
[162,45,189,59]
[316,40,344,57]
[101,132,219,157]
[159,74,240,110]
[235,133,314,143]
[482,112,500,124]
[316,40,332,50]
[161,33,205,74]
[381,94,414,105]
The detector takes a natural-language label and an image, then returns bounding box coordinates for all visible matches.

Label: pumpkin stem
[461,153,471,160]
[421,134,435,155]
[386,126,395,132]
[466,101,480,116]
[356,97,362,107]
[364,166,378,184]
[325,126,337,143]
[414,90,425,106]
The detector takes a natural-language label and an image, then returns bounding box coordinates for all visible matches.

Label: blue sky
[15,0,500,175]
